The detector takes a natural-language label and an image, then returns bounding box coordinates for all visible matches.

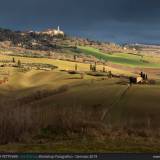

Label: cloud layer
[0,0,160,43]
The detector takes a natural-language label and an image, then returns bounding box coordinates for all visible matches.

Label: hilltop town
[0,27,138,60]
[28,26,64,36]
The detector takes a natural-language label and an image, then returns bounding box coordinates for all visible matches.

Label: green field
[78,46,160,68]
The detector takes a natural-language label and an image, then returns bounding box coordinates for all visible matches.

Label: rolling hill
[0,27,160,152]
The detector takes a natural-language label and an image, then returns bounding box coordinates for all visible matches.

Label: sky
[0,0,160,44]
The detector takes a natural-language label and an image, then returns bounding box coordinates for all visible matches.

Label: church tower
[58,26,60,31]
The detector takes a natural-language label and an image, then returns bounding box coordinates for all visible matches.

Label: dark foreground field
[0,69,160,153]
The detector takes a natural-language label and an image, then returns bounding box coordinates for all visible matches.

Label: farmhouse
[136,76,143,83]
[129,72,148,84]
[129,76,143,84]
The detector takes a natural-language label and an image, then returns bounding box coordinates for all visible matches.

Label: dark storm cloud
[0,0,160,43]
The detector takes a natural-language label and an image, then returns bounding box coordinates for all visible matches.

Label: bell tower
[58,26,60,31]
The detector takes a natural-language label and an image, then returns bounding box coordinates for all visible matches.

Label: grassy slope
[78,46,160,68]
[106,85,160,129]
[0,69,160,152]
[0,53,160,152]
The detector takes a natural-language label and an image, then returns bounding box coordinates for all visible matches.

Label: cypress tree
[17,60,21,67]
[12,57,15,63]
[75,64,78,71]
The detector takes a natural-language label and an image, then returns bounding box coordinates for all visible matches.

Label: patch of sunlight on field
[78,46,160,68]
[28,78,127,109]
[0,54,134,76]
